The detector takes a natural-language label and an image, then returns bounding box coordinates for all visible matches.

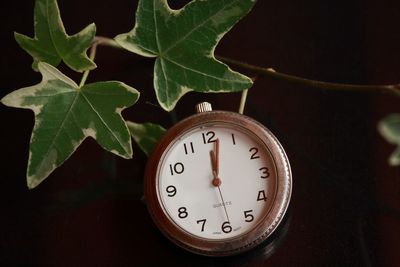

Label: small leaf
[1,62,139,188]
[378,114,400,166]
[115,0,256,111]
[389,147,400,166]
[127,121,166,156]
[14,0,96,72]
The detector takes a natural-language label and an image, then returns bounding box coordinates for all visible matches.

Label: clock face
[156,122,277,240]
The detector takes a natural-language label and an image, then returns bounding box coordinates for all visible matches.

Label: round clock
[144,102,292,256]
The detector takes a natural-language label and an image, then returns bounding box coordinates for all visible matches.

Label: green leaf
[378,114,400,166]
[14,0,96,72]
[127,121,166,156]
[1,62,139,188]
[115,0,256,111]
[388,148,400,166]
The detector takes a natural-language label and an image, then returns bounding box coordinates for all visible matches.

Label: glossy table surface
[0,0,399,266]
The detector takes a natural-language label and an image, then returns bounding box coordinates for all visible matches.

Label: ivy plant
[14,0,96,72]
[115,0,255,111]
[1,0,255,188]
[1,0,399,189]
[378,114,400,166]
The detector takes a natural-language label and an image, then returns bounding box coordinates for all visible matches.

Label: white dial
[157,122,276,240]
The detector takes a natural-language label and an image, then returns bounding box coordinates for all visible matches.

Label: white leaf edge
[114,0,254,111]
[1,63,140,188]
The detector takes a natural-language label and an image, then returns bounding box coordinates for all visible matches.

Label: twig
[79,37,122,87]
[90,36,400,97]
[218,56,400,97]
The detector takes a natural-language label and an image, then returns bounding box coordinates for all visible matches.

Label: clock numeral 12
[202,131,217,144]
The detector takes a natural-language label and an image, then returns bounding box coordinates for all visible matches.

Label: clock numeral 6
[244,210,254,222]
[257,190,267,202]
[202,131,217,144]
[166,185,177,197]
[178,207,188,219]
[221,221,232,233]
[169,162,184,175]
[259,167,270,178]
[196,219,207,232]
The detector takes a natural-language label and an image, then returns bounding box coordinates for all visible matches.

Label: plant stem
[217,56,400,97]
[79,37,122,87]
[93,36,121,49]
[79,43,98,87]
[90,36,400,97]
[170,109,178,125]
[238,89,248,114]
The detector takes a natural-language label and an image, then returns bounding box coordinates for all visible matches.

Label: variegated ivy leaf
[1,62,139,188]
[127,121,166,156]
[14,0,96,72]
[115,0,256,111]
[378,114,400,166]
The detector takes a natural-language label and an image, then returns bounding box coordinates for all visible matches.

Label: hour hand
[210,139,221,187]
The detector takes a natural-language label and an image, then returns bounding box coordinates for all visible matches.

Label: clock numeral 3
[202,131,217,144]
[169,162,184,175]
[257,190,267,202]
[178,207,188,219]
[221,221,232,233]
[249,147,260,159]
[196,219,207,232]
[244,210,254,222]
[259,167,270,178]
[166,185,177,197]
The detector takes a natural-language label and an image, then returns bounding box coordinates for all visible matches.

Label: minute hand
[210,139,230,223]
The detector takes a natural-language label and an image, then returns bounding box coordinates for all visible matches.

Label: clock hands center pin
[210,139,230,223]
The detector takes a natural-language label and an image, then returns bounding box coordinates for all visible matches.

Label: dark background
[0,0,399,266]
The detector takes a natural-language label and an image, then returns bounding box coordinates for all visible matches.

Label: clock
[144,102,292,256]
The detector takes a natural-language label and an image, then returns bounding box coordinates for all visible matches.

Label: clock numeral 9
[196,219,206,232]
[244,210,254,222]
[178,207,188,219]
[202,131,217,144]
[259,167,270,178]
[221,221,232,233]
[249,147,260,159]
[166,185,177,197]
[169,162,184,175]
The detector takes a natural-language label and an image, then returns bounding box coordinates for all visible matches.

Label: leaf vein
[162,0,241,54]
[34,92,80,173]
[80,91,129,156]
[163,56,247,84]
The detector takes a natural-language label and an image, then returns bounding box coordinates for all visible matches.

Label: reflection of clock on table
[145,102,292,256]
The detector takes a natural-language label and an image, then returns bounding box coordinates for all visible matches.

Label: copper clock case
[144,111,292,256]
